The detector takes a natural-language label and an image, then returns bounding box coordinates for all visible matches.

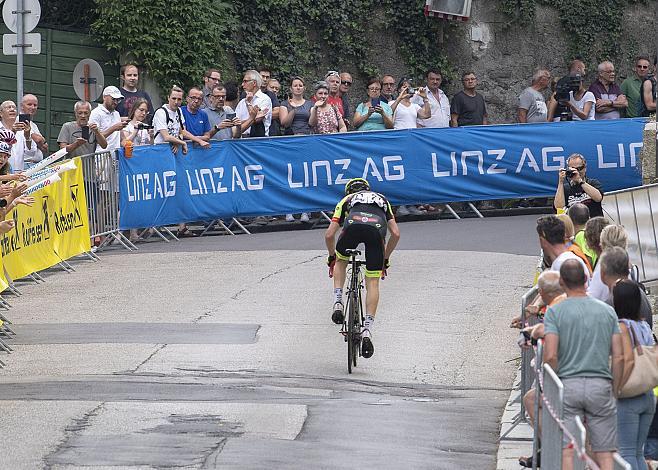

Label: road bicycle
[341,249,365,374]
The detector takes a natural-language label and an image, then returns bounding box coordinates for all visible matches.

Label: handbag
[618,321,658,398]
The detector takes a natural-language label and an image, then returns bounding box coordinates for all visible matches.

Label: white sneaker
[361,328,374,358]
[300,213,310,223]
[285,214,295,222]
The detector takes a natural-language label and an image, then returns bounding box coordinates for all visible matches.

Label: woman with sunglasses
[352,78,394,131]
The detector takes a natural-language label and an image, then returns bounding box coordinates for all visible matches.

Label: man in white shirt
[89,86,128,153]
[152,85,209,154]
[411,69,450,128]
[0,100,37,172]
[20,94,46,165]
[236,70,272,137]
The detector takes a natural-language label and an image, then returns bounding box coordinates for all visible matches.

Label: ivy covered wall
[39,0,656,121]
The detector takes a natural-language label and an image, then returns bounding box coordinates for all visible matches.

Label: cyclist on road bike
[325,178,400,358]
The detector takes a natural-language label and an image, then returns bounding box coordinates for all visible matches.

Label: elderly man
[181,87,212,140]
[517,270,565,468]
[544,259,622,470]
[20,94,47,159]
[589,61,628,120]
[554,153,604,217]
[322,70,345,117]
[116,64,154,118]
[89,86,129,152]
[236,70,272,137]
[0,100,38,172]
[152,85,209,153]
[58,101,107,157]
[201,68,222,109]
[339,72,353,124]
[621,55,651,118]
[450,71,488,127]
[411,69,450,128]
[600,246,653,329]
[204,85,241,140]
[518,68,551,123]
[381,74,396,103]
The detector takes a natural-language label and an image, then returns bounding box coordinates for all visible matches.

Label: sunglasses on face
[341,80,352,86]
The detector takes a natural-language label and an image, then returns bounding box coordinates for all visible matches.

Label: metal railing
[541,363,564,469]
[80,151,136,251]
[501,285,539,440]
[602,183,658,283]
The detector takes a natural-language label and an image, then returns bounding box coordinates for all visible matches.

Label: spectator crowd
[513,181,657,469]
[0,55,653,234]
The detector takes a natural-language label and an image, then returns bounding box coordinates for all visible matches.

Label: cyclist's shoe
[332,302,344,324]
[361,328,374,358]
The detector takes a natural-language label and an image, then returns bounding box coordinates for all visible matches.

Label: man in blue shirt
[181,87,212,140]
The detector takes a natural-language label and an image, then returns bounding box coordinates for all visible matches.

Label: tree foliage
[91,0,452,94]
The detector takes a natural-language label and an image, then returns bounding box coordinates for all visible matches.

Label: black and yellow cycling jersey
[332,191,394,235]
[332,190,394,278]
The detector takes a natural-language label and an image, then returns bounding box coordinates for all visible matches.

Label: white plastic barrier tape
[25,173,61,196]
[27,160,77,183]
[23,148,69,177]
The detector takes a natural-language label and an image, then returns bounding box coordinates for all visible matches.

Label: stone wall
[357,1,656,124]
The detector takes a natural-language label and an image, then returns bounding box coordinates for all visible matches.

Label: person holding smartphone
[57,101,108,158]
[204,85,242,141]
[0,100,39,172]
[352,78,394,131]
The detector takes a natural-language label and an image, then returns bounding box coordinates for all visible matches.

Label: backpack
[567,244,593,275]
[639,77,656,117]
[156,105,185,136]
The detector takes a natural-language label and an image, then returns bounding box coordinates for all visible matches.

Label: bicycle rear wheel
[347,290,359,372]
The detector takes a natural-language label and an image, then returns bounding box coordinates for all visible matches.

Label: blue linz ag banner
[118,119,645,229]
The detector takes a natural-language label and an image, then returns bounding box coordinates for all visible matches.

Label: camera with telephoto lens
[555,74,581,103]
[137,123,154,130]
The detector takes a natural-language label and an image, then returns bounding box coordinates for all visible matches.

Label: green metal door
[0,26,119,150]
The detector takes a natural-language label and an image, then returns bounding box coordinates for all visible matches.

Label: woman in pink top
[309,81,347,134]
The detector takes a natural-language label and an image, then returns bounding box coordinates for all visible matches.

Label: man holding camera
[554,153,604,217]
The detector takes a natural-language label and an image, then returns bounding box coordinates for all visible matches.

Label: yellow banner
[1,158,91,281]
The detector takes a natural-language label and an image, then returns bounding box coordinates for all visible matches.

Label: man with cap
[89,86,129,152]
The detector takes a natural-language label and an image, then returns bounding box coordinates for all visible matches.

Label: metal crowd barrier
[541,363,564,469]
[501,285,539,440]
[602,183,658,284]
[80,151,136,251]
[538,362,631,470]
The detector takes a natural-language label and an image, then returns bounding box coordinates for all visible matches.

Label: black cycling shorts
[336,223,385,278]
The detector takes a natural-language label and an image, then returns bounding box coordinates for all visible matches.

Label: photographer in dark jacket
[554,153,604,217]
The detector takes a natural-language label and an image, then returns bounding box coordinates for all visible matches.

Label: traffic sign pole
[16,0,23,104]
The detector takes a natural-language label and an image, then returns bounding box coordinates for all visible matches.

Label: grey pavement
[0,216,539,469]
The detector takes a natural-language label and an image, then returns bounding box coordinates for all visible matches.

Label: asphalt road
[0,215,539,469]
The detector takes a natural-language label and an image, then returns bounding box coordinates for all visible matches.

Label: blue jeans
[618,392,656,470]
